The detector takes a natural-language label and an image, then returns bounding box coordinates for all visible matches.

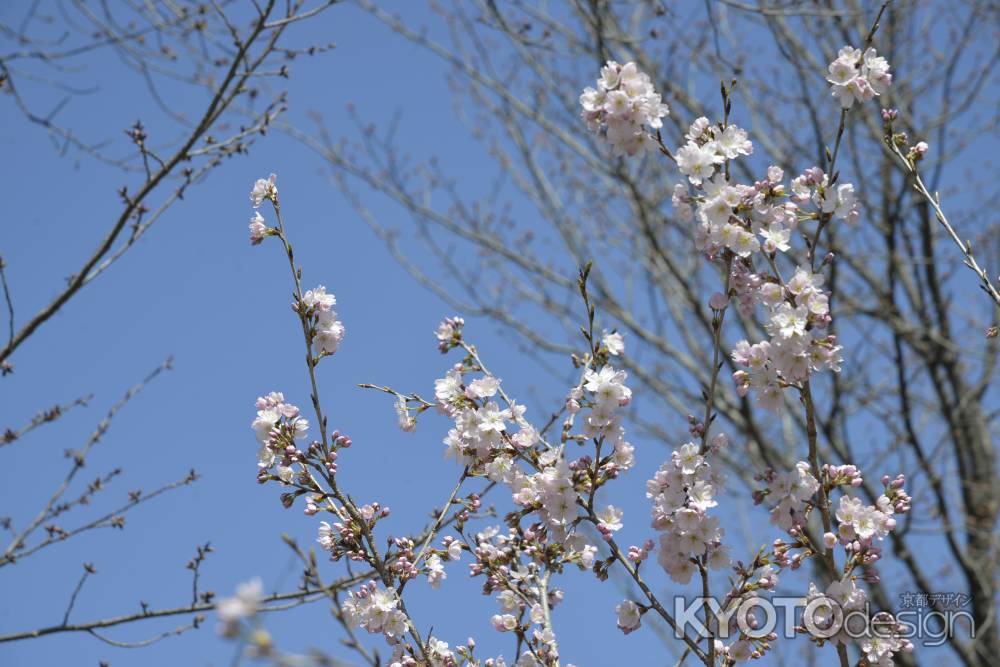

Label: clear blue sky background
[0,2,986,666]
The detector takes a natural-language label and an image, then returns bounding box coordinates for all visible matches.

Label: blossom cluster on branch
[826,46,892,109]
[647,436,729,585]
[670,111,853,411]
[217,33,920,667]
[579,60,670,157]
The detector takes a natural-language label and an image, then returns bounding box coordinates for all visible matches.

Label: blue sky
[0,2,990,666]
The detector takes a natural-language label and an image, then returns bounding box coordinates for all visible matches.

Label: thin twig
[2,395,91,447]
[0,576,368,644]
[2,358,173,565]
[62,564,96,625]
[0,253,13,350]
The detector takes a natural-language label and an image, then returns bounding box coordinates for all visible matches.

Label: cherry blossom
[580,61,669,156]
[827,46,892,108]
[250,173,277,207]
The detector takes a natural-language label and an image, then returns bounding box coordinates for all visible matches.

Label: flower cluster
[476,531,563,663]
[803,577,912,663]
[247,174,278,244]
[425,637,456,666]
[579,61,669,156]
[791,166,860,225]
[729,263,843,410]
[435,316,465,353]
[759,464,912,587]
[297,285,345,356]
[523,455,579,541]
[757,461,820,532]
[669,112,860,409]
[217,578,263,637]
[826,46,891,109]
[430,310,648,659]
[425,552,447,588]
[882,108,934,170]
[251,392,308,471]
[829,472,911,572]
[516,373,635,544]
[439,372,522,464]
[434,321,637,558]
[566,362,636,467]
[227,32,918,663]
[675,116,753,186]
[386,635,514,667]
[646,435,730,584]
[675,153,858,259]
[342,581,410,644]
[315,501,390,562]
[835,495,893,542]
